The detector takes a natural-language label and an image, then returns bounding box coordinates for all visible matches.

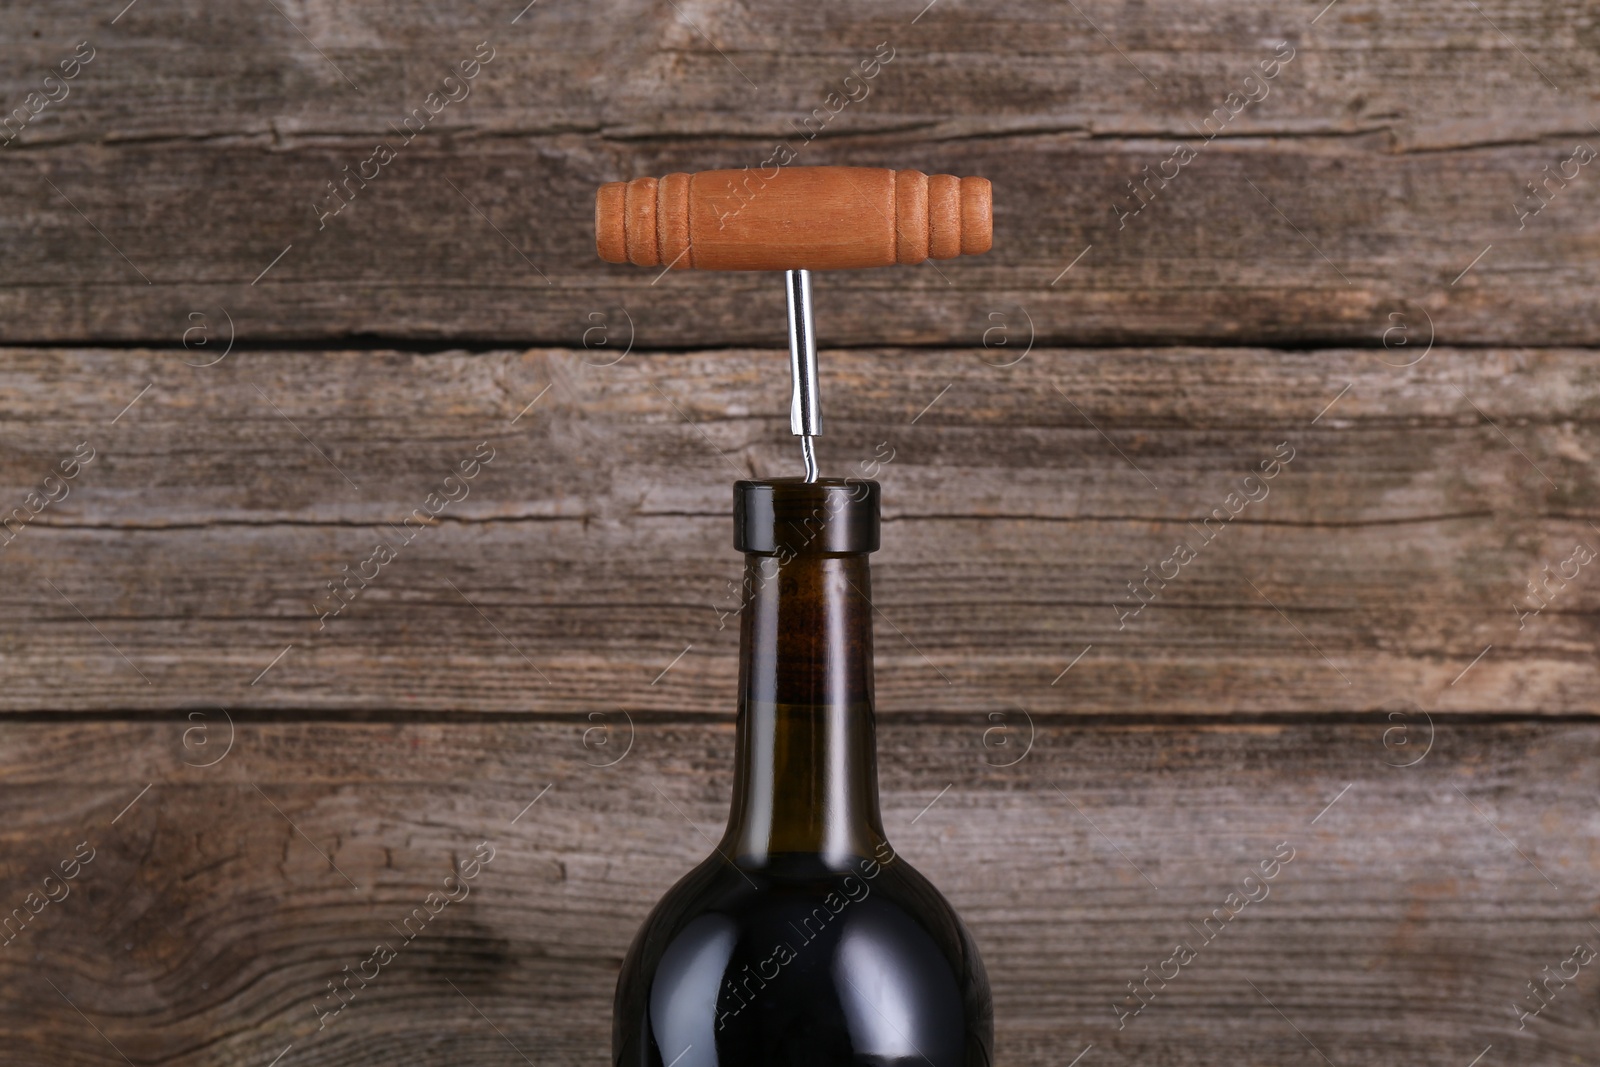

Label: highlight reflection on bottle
[613,478,993,1067]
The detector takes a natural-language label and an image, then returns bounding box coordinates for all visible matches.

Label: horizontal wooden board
[0,718,1593,1066]
[0,2,1596,345]
[0,347,1597,714]
[6,0,1594,145]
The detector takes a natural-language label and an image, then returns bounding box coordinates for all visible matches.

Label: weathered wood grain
[0,346,1596,714]
[0,5,1586,1065]
[7,0,1595,145]
[0,718,1592,1066]
[0,1,1595,345]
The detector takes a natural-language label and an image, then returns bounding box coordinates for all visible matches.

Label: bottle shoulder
[623,849,981,971]
[615,849,991,1067]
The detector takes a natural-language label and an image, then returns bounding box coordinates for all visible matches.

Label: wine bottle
[614,477,993,1066]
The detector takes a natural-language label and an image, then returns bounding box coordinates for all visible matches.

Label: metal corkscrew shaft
[785,269,821,482]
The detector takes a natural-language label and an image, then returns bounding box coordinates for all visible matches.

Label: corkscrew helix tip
[799,435,818,482]
[785,269,821,483]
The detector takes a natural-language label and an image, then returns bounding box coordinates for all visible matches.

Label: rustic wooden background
[2,1,1597,1065]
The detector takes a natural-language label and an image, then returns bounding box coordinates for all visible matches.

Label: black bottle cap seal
[734,478,880,556]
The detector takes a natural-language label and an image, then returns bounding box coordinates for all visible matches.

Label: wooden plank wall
[0,1,1596,1065]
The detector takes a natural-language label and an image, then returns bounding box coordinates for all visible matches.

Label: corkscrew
[596,167,993,481]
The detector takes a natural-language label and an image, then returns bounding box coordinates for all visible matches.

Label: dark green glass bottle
[614,478,993,1067]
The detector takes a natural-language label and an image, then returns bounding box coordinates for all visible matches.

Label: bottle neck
[723,550,884,868]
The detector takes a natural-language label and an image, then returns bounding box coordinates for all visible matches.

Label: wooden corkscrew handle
[595,166,992,271]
